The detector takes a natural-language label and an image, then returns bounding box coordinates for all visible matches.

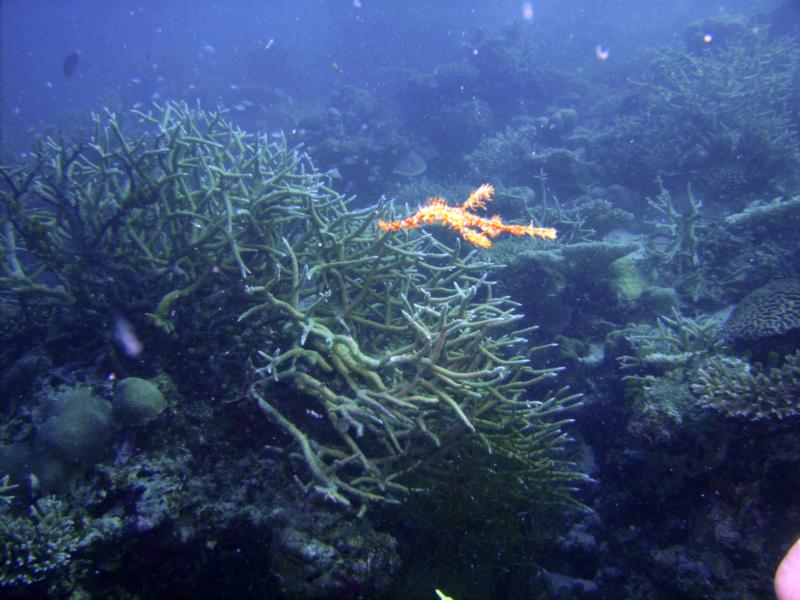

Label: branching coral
[0,495,117,593]
[0,497,80,589]
[1,102,585,514]
[617,307,722,374]
[378,184,557,248]
[601,28,799,201]
[692,351,800,424]
[0,475,17,505]
[246,191,581,510]
[0,102,351,380]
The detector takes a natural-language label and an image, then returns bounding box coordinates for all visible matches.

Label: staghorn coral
[691,351,800,423]
[378,183,557,248]
[247,199,581,510]
[617,307,722,374]
[0,475,17,504]
[1,102,584,515]
[643,180,703,295]
[617,309,722,442]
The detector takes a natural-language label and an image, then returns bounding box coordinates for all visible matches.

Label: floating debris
[62,51,79,77]
[113,314,143,357]
[323,166,342,180]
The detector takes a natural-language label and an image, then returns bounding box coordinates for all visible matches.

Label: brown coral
[721,278,800,346]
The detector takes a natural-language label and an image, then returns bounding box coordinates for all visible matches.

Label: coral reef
[35,386,113,465]
[3,3,800,596]
[668,195,800,307]
[721,278,800,349]
[112,376,166,426]
[465,121,594,198]
[498,239,641,337]
[597,27,800,203]
[692,351,800,424]
[247,184,580,508]
[0,494,119,594]
[1,101,584,527]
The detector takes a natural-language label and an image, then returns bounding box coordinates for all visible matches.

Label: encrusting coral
[378,183,557,248]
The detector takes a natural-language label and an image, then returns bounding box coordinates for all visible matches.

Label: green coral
[0,475,18,504]
[1,102,585,514]
[245,200,586,509]
[692,351,800,424]
[610,255,647,303]
[112,377,166,426]
[601,26,799,201]
[0,495,117,593]
[36,386,113,464]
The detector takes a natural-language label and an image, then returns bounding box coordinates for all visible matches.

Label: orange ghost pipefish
[377,184,557,248]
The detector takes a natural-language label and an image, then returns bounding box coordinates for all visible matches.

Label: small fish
[62,51,79,77]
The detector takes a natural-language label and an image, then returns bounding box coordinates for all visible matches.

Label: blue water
[1,0,765,158]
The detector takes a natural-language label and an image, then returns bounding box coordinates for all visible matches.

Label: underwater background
[1,0,799,598]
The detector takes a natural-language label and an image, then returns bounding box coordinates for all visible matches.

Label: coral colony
[0,102,582,515]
